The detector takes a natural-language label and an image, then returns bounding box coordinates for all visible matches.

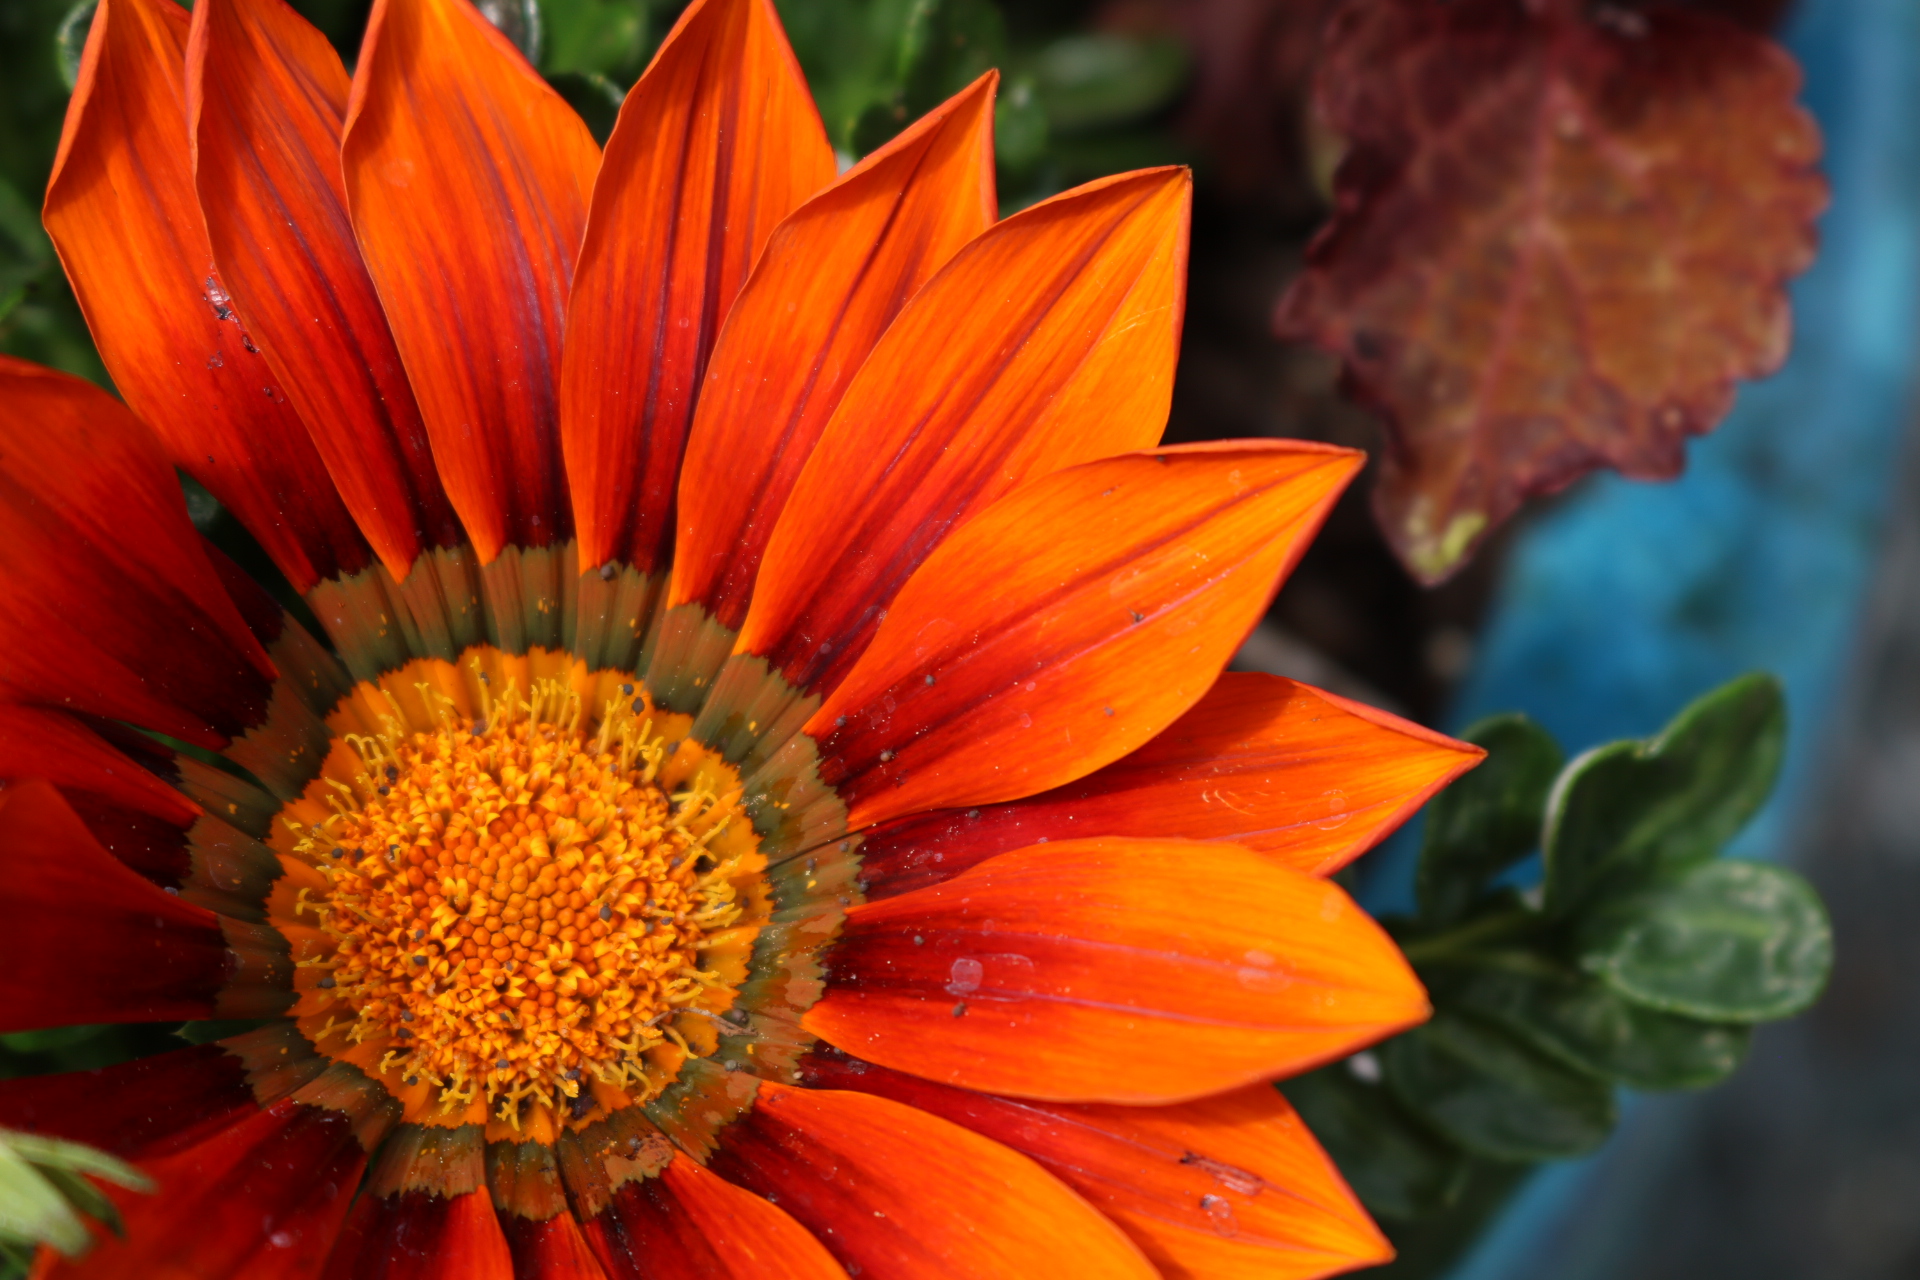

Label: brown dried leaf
[1275,0,1827,583]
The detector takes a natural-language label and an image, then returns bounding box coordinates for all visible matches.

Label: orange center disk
[281,669,764,1131]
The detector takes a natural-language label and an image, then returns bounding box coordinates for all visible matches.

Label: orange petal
[0,1044,258,1161]
[187,0,460,580]
[803,837,1428,1103]
[859,672,1484,897]
[0,704,200,831]
[43,0,371,592]
[562,0,833,577]
[735,166,1192,696]
[706,1082,1157,1278]
[0,781,228,1034]
[670,73,997,627]
[321,1190,514,1280]
[0,704,200,886]
[343,0,600,561]
[502,1212,610,1278]
[806,442,1362,829]
[806,1053,1393,1280]
[584,1158,848,1279]
[0,357,274,747]
[43,1096,373,1280]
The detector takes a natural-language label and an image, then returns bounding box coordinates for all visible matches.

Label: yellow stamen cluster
[293,676,745,1125]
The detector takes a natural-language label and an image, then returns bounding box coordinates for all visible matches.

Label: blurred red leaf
[1275,0,1827,584]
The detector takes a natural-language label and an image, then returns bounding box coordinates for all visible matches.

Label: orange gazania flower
[0,0,1483,1274]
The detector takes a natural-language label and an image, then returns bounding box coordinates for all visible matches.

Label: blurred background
[3,0,1916,1274]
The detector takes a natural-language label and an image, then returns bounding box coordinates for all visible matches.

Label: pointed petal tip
[806,837,1430,1105]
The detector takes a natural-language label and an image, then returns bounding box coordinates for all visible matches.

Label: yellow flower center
[285,669,761,1131]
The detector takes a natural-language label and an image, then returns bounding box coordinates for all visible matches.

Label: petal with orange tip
[187,0,460,580]
[44,0,370,591]
[343,0,600,561]
[322,1190,514,1280]
[564,0,834,577]
[803,837,1429,1104]
[736,166,1191,696]
[584,1158,847,1280]
[0,781,229,1034]
[806,443,1362,830]
[706,1083,1158,1278]
[804,1053,1394,1280]
[0,359,274,748]
[670,72,997,627]
[859,672,1485,898]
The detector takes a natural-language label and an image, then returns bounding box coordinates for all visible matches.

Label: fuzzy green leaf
[1417,713,1563,924]
[1383,1009,1615,1162]
[1438,959,1750,1090]
[1582,858,1832,1021]
[1543,673,1785,918]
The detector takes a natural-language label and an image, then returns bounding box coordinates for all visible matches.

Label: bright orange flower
[0,0,1482,1275]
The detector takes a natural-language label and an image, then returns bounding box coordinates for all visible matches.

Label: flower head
[0,0,1481,1274]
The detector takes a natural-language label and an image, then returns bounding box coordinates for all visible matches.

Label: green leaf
[476,0,543,63]
[0,1027,104,1055]
[1279,1063,1468,1221]
[1029,33,1187,135]
[1543,673,1785,918]
[993,73,1048,171]
[896,0,1004,118]
[546,70,625,144]
[1438,958,1750,1090]
[1582,858,1832,1022]
[0,1142,88,1258]
[0,1128,146,1259]
[1383,1009,1616,1162]
[836,0,1009,157]
[539,0,652,82]
[33,1168,122,1242]
[55,0,96,92]
[1417,714,1563,925]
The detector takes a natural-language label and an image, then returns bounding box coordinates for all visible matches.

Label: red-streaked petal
[806,443,1363,829]
[0,358,274,748]
[321,1192,513,1280]
[44,0,371,592]
[669,73,997,627]
[805,1053,1392,1280]
[42,1099,370,1280]
[583,1158,848,1280]
[0,704,199,831]
[859,672,1484,897]
[735,166,1192,695]
[187,0,460,580]
[500,1212,609,1278]
[0,780,229,1032]
[804,837,1428,1103]
[0,1045,255,1159]
[563,0,834,576]
[342,0,599,561]
[706,1083,1157,1278]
